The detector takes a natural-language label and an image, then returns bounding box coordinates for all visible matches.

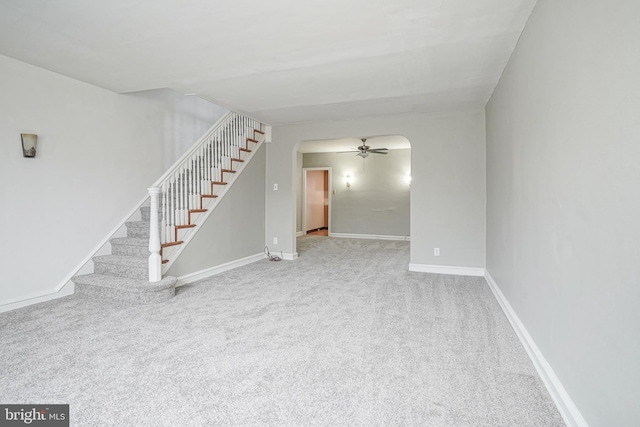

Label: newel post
[148,187,162,282]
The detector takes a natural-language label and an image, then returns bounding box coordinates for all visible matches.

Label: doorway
[302,167,331,236]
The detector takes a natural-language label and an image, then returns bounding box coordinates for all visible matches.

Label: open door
[303,168,331,235]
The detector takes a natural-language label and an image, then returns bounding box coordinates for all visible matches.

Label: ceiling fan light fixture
[357,151,369,158]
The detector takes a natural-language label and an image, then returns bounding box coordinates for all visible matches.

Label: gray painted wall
[266,110,486,267]
[302,149,410,236]
[485,0,640,425]
[130,88,228,170]
[167,144,266,277]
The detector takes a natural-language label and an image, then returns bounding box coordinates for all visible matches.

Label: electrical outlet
[273,237,278,245]
[434,248,440,256]
[273,183,278,191]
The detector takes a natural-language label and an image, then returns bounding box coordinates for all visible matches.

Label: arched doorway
[294,135,411,255]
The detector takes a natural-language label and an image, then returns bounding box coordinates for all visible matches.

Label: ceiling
[0,0,536,125]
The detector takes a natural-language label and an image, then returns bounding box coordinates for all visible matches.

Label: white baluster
[204,143,209,194]
[234,116,239,157]
[181,167,186,224]
[211,138,219,185]
[170,176,176,241]
[198,147,203,196]
[216,137,221,182]
[185,166,189,211]
[188,166,191,210]
[188,163,193,210]
[174,174,179,227]
[222,128,226,171]
[218,136,222,182]
[183,166,188,222]
[192,161,197,209]
[185,167,189,219]
[195,157,200,205]
[166,181,171,243]
[224,128,229,170]
[222,129,226,172]
[236,119,241,158]
[196,148,201,197]
[193,160,198,208]
[230,118,234,158]
[178,169,183,225]
[206,142,211,192]
[202,144,206,194]
[161,182,167,245]
[176,173,180,225]
[148,187,162,282]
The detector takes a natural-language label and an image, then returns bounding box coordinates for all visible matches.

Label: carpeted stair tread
[125,220,158,238]
[73,273,175,292]
[93,254,147,267]
[139,205,162,213]
[73,273,177,305]
[125,220,151,229]
[110,237,150,257]
[110,237,149,247]
[93,254,148,279]
[139,206,163,221]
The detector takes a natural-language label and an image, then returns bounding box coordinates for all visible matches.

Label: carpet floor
[0,236,564,426]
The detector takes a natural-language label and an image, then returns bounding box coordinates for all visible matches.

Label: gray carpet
[0,236,565,426]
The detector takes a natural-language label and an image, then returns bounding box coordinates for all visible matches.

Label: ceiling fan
[345,138,389,158]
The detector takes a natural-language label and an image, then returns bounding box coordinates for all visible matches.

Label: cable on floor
[264,246,282,261]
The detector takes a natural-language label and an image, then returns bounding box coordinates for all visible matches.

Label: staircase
[73,112,267,304]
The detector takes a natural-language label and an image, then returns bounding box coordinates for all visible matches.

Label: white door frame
[302,167,332,235]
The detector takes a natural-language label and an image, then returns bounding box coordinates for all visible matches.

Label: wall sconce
[21,134,38,158]
[405,174,412,186]
[346,175,351,188]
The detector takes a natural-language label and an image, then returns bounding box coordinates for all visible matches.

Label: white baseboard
[408,263,485,276]
[281,252,298,260]
[296,231,304,237]
[329,232,410,241]
[484,271,588,427]
[176,253,266,286]
[0,281,75,314]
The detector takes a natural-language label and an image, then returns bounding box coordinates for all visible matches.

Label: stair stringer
[159,132,267,275]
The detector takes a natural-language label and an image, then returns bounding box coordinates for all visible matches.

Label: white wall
[266,110,486,266]
[128,89,228,169]
[485,1,640,425]
[302,149,410,236]
[0,54,226,308]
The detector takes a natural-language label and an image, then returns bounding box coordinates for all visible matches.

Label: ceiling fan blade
[369,149,389,154]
